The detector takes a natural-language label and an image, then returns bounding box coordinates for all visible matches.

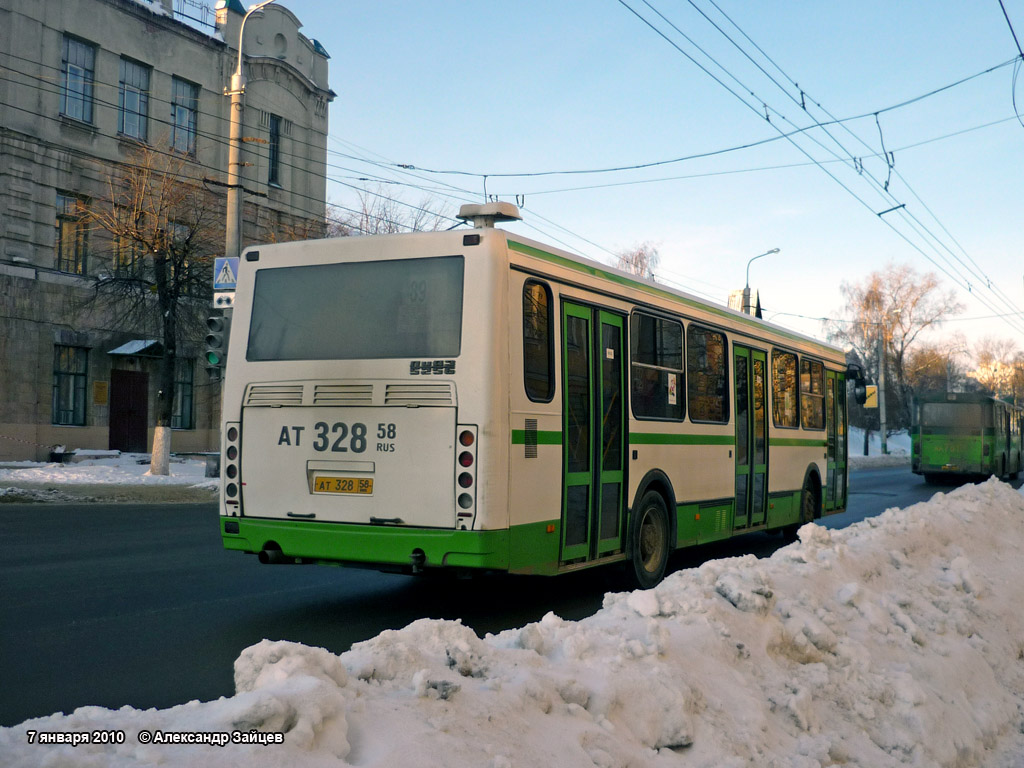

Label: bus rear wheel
[783,477,818,541]
[627,491,670,589]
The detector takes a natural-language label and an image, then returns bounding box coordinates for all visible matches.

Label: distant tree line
[827,262,1024,453]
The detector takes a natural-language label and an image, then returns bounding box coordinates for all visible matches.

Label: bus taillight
[224,421,242,515]
[455,425,478,528]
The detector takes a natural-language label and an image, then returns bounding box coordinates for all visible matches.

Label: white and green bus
[218,203,855,587]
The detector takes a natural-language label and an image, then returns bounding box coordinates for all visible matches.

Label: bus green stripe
[510,431,826,447]
[920,427,995,436]
[511,430,562,445]
[630,433,735,446]
[769,437,827,447]
[507,238,840,353]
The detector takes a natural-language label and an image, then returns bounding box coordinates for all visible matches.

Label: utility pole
[224,0,276,261]
[878,328,887,455]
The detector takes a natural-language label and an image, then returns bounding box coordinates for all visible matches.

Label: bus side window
[800,358,825,430]
[771,350,799,428]
[630,312,684,421]
[686,325,728,423]
[523,280,554,402]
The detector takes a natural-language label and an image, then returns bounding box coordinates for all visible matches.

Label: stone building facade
[0,0,333,460]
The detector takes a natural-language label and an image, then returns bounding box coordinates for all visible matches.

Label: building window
[118,58,150,140]
[772,350,799,428]
[686,324,728,423]
[268,113,281,186]
[522,281,553,402]
[61,36,95,123]
[55,192,88,274]
[630,312,684,421]
[801,358,825,430]
[53,345,88,426]
[171,358,194,429]
[170,77,198,154]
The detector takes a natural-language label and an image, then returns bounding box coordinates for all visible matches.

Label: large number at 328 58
[276,422,398,453]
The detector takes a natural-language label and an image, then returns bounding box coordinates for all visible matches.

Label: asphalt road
[1,466,1014,727]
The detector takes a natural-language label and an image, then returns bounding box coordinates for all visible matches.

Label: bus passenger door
[733,346,767,528]
[825,371,847,510]
[561,302,626,564]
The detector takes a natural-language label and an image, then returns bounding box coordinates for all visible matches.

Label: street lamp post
[743,248,780,314]
[224,0,277,262]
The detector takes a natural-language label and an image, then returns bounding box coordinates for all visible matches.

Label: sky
[288,0,1024,350]
[1,452,1023,766]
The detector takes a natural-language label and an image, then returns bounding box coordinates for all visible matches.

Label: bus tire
[783,475,818,541]
[627,490,670,590]
[800,477,819,524]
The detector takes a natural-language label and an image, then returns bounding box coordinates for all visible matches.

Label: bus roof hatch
[457,202,522,228]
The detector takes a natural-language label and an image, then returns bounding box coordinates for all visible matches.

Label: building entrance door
[109,369,148,453]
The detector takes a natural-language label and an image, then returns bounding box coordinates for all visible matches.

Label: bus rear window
[920,403,986,429]
[246,256,464,361]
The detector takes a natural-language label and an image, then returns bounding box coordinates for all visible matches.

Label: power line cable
[648,0,1024,336]
[997,0,1024,58]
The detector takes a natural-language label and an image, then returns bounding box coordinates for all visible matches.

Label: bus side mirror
[845,362,868,405]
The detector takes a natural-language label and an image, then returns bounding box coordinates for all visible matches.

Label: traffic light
[205,313,231,370]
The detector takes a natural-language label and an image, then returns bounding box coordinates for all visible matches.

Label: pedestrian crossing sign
[213,257,239,291]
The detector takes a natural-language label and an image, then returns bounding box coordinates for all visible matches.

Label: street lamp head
[234,0,279,78]
[745,247,781,287]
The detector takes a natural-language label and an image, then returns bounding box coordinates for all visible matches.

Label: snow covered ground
[847,427,913,470]
[0,452,217,502]
[2,455,1024,766]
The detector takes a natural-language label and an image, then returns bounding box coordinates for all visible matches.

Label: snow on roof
[107,339,160,356]
[0,477,1023,764]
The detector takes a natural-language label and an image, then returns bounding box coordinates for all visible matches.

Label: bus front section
[219,233,508,574]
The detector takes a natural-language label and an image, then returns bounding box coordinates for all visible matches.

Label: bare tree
[333,186,451,235]
[968,337,1024,401]
[827,262,964,433]
[86,144,220,475]
[616,242,660,280]
[904,335,968,396]
[257,206,329,243]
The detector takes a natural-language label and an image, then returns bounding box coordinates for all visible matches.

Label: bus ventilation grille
[244,384,303,407]
[313,384,374,406]
[524,419,538,458]
[385,383,454,406]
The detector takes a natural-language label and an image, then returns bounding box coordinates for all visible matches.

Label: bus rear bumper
[221,516,511,572]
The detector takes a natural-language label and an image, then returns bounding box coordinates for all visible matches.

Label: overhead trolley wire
[0,65,468,234]
[615,0,1024,336]
[695,0,1024,336]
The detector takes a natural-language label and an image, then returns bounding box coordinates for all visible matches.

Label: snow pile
[3,480,1024,766]
[0,452,217,491]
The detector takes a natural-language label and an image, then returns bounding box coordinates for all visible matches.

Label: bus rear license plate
[313,476,374,495]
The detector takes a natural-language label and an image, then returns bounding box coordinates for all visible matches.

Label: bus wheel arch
[629,471,678,550]
[626,472,676,589]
